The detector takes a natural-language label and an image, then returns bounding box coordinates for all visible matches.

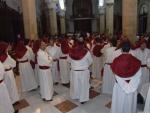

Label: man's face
[40,41,47,50]
[140,43,146,50]
[7,44,12,52]
[49,39,54,46]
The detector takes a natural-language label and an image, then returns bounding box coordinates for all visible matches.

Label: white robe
[91,45,103,80]
[144,58,150,113]
[68,51,93,102]
[3,55,19,104]
[46,45,60,83]
[18,50,38,92]
[135,48,150,90]
[26,45,39,85]
[37,49,54,100]
[101,43,111,67]
[144,86,150,113]
[102,47,116,94]
[111,69,142,113]
[0,61,14,113]
[59,49,70,84]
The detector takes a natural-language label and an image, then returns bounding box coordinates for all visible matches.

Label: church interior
[0,0,150,113]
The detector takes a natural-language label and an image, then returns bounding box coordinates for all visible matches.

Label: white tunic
[135,48,150,90]
[144,58,150,113]
[0,61,14,113]
[37,49,54,100]
[111,69,142,113]
[3,55,19,104]
[102,47,116,94]
[18,50,38,92]
[26,45,39,85]
[59,48,70,84]
[46,45,60,83]
[101,43,111,66]
[91,45,103,80]
[68,51,93,102]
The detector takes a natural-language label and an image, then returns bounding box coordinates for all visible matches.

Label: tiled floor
[15,76,144,113]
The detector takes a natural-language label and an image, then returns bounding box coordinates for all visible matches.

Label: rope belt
[39,66,50,70]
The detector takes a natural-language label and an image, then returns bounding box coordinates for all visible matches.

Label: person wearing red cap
[143,58,150,113]
[110,42,142,113]
[58,38,70,85]
[46,38,60,85]
[91,38,103,80]
[33,40,41,85]
[0,42,19,104]
[25,39,35,68]
[68,37,93,104]
[102,39,117,95]
[0,61,15,113]
[37,40,54,101]
[15,41,38,92]
[134,40,150,92]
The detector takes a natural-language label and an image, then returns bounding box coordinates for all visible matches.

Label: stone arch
[66,0,99,32]
[138,0,150,34]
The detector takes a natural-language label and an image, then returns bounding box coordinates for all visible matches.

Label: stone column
[106,3,114,35]
[59,10,66,34]
[48,2,58,35]
[21,0,38,40]
[122,0,137,43]
[60,16,66,34]
[99,7,105,34]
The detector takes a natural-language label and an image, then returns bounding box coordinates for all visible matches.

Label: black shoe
[43,98,53,102]
[13,101,20,106]
[14,110,19,113]
[80,102,85,104]
[54,82,59,85]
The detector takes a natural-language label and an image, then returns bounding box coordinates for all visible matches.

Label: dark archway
[138,4,148,35]
[73,0,93,32]
[0,1,24,42]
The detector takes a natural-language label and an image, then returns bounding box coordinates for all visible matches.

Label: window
[99,0,104,7]
[59,0,65,10]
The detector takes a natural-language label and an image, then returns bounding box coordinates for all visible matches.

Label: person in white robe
[134,41,150,91]
[68,37,93,104]
[102,39,117,95]
[101,40,111,67]
[15,41,38,92]
[37,40,54,101]
[144,58,150,113]
[0,42,19,104]
[25,39,39,85]
[0,61,15,113]
[110,42,142,113]
[59,38,70,84]
[46,38,60,84]
[91,38,103,80]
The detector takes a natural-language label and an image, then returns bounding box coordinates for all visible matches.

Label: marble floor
[15,76,144,113]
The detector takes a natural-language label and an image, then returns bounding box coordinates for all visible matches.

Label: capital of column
[106,0,114,7]
[106,3,114,7]
[47,2,56,10]
[99,7,105,15]
[59,10,65,17]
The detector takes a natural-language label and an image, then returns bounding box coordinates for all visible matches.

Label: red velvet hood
[92,44,103,57]
[61,39,70,54]
[69,44,88,60]
[111,54,141,78]
[0,42,8,62]
[15,41,27,59]
[33,40,41,54]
